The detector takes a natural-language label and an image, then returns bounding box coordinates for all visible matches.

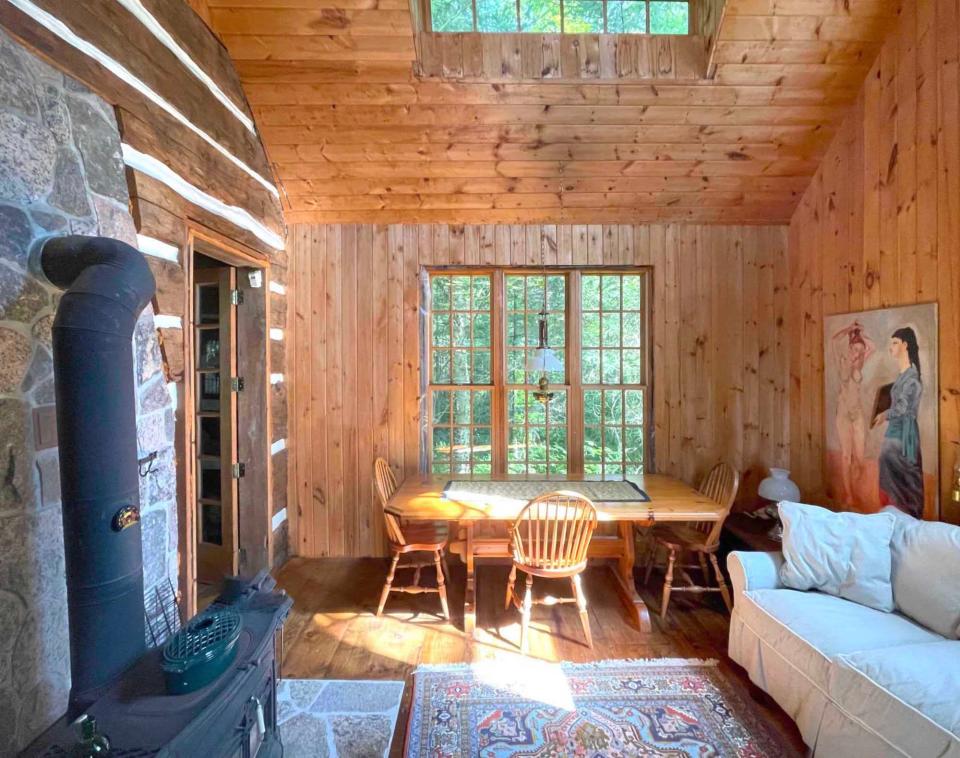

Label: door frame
[178,223,273,617]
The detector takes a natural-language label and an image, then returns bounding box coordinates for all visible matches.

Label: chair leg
[433,550,450,620]
[520,573,533,655]
[441,554,452,587]
[377,553,400,616]
[505,565,517,610]
[571,574,593,649]
[644,541,658,585]
[709,553,733,612]
[697,552,710,581]
[661,548,677,617]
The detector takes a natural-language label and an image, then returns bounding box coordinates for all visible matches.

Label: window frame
[423,0,691,35]
[423,265,653,478]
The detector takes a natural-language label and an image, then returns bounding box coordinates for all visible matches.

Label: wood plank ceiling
[208,0,899,225]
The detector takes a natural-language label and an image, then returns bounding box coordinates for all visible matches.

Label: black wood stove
[22,236,291,757]
[26,574,291,758]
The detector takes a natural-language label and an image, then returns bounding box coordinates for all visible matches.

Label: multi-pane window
[506,274,565,385]
[430,0,689,34]
[581,273,645,385]
[429,275,494,473]
[426,268,649,477]
[431,389,493,473]
[583,388,645,476]
[430,274,492,384]
[507,388,569,474]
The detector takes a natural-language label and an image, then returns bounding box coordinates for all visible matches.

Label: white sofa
[728,547,960,757]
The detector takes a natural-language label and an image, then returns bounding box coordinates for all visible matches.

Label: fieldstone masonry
[0,30,178,753]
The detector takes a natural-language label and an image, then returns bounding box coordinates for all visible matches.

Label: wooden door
[194,267,239,583]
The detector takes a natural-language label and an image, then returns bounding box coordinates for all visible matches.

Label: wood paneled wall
[289,223,789,557]
[414,33,709,81]
[788,0,960,524]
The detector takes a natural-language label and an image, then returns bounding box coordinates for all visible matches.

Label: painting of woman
[872,327,925,517]
[823,304,938,520]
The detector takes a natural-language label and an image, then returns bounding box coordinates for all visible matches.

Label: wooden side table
[718,512,783,582]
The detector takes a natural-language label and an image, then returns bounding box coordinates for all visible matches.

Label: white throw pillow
[884,505,960,638]
[778,501,896,612]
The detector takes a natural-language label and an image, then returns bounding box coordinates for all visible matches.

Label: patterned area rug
[278,678,404,757]
[443,479,650,503]
[405,658,791,757]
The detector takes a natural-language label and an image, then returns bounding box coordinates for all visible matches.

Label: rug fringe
[413,657,718,675]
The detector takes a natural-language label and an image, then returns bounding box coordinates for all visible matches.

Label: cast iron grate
[164,608,241,662]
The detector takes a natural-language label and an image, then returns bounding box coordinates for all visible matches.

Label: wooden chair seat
[651,523,718,553]
[392,521,449,552]
[374,458,450,620]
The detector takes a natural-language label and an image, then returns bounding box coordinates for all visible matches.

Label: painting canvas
[824,303,939,520]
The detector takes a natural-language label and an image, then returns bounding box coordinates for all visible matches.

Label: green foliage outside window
[428,270,647,476]
[431,0,687,34]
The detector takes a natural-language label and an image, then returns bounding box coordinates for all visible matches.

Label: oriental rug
[405,658,791,757]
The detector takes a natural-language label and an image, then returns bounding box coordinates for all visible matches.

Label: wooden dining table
[385,473,722,637]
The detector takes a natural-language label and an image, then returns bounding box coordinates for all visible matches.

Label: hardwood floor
[275,555,805,755]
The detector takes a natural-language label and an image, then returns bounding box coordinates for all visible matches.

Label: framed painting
[823,303,939,520]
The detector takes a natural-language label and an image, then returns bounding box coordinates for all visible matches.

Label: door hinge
[230,289,244,305]
[231,377,245,392]
[232,462,246,479]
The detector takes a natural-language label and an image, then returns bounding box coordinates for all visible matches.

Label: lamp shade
[525,347,563,373]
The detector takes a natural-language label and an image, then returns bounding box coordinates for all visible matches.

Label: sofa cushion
[885,506,960,638]
[829,641,960,757]
[738,588,943,692]
[778,501,896,612]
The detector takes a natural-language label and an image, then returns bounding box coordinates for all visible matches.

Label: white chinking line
[137,234,180,263]
[153,314,182,329]
[112,0,256,134]
[5,0,279,199]
[123,144,283,250]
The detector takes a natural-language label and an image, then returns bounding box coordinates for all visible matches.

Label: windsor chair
[644,463,739,617]
[373,458,450,620]
[504,491,599,654]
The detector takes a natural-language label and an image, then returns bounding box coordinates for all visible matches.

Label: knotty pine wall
[289,223,789,557]
[788,0,960,524]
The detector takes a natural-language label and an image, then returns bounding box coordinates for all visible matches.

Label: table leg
[610,520,652,633]
[463,522,476,638]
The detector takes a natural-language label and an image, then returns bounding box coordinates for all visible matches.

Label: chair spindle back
[696,462,740,546]
[510,492,598,572]
[373,457,405,545]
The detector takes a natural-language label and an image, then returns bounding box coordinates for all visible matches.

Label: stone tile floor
[277,678,404,758]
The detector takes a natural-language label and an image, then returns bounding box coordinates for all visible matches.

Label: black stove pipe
[36,235,156,716]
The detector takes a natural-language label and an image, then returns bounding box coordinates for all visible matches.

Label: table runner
[442,479,650,503]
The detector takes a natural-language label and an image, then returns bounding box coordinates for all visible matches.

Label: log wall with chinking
[0,0,290,593]
[787,0,960,525]
[288,223,789,558]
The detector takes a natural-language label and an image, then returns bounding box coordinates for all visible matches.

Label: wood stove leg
[610,520,652,633]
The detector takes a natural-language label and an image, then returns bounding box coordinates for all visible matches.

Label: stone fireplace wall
[0,30,178,753]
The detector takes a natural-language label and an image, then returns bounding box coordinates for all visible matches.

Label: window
[426,268,650,477]
[430,0,689,34]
